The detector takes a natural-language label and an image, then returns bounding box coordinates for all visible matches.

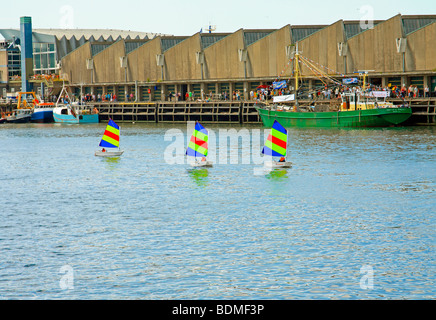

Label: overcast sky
[2,0,435,35]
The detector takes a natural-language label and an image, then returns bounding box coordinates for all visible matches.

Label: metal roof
[343,21,383,39]
[32,29,165,41]
[291,25,327,42]
[200,33,230,50]
[244,30,275,46]
[402,16,436,35]
[0,29,56,43]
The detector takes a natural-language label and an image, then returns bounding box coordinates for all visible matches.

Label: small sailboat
[186,122,213,167]
[262,120,292,168]
[95,119,124,157]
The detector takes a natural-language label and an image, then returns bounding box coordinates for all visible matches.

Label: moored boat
[5,109,33,123]
[257,104,412,128]
[31,102,55,123]
[53,104,99,124]
[256,43,412,128]
[53,85,99,124]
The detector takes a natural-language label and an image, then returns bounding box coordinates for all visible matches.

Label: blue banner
[273,80,287,89]
[342,78,358,85]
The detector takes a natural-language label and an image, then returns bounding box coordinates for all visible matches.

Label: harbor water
[0,122,434,300]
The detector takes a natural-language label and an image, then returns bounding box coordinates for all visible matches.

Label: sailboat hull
[190,161,213,168]
[95,150,124,157]
[264,161,292,169]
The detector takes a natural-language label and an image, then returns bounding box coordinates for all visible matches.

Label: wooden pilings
[96,101,260,124]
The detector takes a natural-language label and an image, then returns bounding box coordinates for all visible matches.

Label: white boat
[95,149,124,157]
[186,122,213,168]
[191,159,213,168]
[95,119,124,157]
[262,120,292,168]
[264,160,292,169]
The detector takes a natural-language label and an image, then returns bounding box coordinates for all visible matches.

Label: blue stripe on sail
[99,140,118,148]
[195,122,208,135]
[272,120,287,135]
[108,119,119,130]
[186,147,206,158]
[262,146,284,157]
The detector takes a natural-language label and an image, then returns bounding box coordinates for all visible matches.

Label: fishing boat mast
[294,42,301,108]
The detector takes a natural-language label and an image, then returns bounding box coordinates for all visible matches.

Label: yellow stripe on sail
[102,135,119,147]
[106,125,120,137]
[271,128,287,143]
[194,130,208,142]
[265,140,286,156]
[188,141,208,156]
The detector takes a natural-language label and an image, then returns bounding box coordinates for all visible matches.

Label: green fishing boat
[256,105,412,128]
[256,43,412,128]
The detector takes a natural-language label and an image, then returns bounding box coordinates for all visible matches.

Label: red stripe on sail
[267,134,287,149]
[190,135,208,149]
[104,130,120,142]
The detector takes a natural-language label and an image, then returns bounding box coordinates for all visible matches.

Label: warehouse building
[58,14,436,101]
[1,14,436,100]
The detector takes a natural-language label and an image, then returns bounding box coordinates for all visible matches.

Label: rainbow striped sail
[262,120,288,157]
[99,119,120,149]
[186,122,209,157]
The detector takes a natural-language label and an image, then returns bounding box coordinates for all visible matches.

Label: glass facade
[7,48,21,79]
[33,42,57,74]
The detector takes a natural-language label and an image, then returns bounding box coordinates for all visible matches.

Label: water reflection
[187,168,209,187]
[253,166,290,180]
[101,156,121,170]
[265,168,289,180]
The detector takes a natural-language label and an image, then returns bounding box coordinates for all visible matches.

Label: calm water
[0,122,434,300]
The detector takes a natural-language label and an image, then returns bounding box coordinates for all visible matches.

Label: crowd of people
[32,83,436,105]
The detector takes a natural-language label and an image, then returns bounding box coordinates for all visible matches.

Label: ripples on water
[0,123,434,300]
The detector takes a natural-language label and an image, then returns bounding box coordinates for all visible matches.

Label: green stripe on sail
[188,141,208,156]
[271,128,287,143]
[102,136,119,147]
[194,130,208,142]
[265,140,286,156]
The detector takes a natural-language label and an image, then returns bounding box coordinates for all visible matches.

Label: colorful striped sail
[99,119,120,148]
[262,120,288,157]
[186,122,209,157]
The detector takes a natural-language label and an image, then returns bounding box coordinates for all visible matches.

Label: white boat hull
[95,150,124,157]
[264,161,292,168]
[190,161,213,168]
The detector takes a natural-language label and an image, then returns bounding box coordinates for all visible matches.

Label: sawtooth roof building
[1,14,436,100]
[0,28,164,92]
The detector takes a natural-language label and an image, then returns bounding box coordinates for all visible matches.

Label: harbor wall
[2,98,434,125]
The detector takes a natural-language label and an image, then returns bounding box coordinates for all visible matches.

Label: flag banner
[273,80,287,89]
[369,91,389,98]
[273,94,295,103]
[342,78,358,85]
